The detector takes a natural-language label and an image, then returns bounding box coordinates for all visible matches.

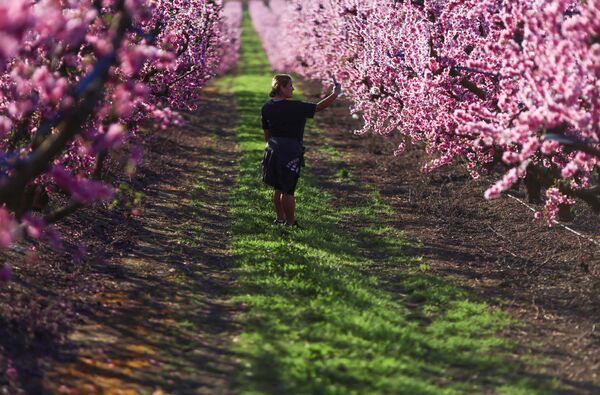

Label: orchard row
[0,0,242,278]
[249,0,600,224]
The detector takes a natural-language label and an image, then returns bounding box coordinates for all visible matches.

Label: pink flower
[104,124,125,149]
[0,115,12,136]
[502,151,520,164]
[23,214,45,239]
[428,58,439,72]
[484,185,502,200]
[120,45,154,77]
[95,124,126,153]
[561,161,579,178]
[0,0,34,65]
[393,143,406,156]
[50,166,113,204]
[539,187,576,225]
[541,140,560,154]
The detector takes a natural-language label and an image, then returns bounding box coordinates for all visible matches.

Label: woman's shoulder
[283,100,314,109]
[263,99,311,110]
[262,99,275,109]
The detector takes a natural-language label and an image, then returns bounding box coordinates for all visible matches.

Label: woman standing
[261,74,341,227]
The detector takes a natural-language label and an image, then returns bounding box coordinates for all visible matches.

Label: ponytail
[270,74,292,97]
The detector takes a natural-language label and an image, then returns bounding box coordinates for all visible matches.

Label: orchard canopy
[0,0,242,263]
[249,0,600,224]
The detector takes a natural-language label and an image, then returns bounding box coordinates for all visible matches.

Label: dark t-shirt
[261,99,317,141]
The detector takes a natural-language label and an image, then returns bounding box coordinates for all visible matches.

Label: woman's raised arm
[315,83,342,113]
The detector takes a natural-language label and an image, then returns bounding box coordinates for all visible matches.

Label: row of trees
[249,0,600,224]
[0,0,242,280]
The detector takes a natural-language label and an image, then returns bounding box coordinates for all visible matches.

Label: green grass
[219,11,559,395]
[318,144,344,162]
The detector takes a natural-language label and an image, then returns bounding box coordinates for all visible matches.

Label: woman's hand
[317,83,342,112]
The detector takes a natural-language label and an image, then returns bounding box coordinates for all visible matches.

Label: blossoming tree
[250,0,600,225]
[0,0,242,279]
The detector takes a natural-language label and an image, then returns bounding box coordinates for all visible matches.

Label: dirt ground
[300,81,600,393]
[0,85,240,394]
[1,76,599,394]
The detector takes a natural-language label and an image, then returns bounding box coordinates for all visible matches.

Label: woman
[261,74,341,227]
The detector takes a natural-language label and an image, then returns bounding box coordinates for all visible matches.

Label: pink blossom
[95,124,126,153]
[541,140,561,154]
[484,186,502,200]
[22,214,45,239]
[541,187,576,225]
[0,0,34,68]
[217,1,243,74]
[0,115,12,136]
[50,166,113,204]
[561,161,579,178]
[113,85,134,118]
[248,0,600,222]
[393,143,406,156]
[502,151,520,164]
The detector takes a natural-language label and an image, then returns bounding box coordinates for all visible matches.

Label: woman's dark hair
[269,74,292,97]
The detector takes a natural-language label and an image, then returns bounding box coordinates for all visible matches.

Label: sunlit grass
[221,11,560,395]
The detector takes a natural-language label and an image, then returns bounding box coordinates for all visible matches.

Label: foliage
[249,0,600,224]
[0,0,242,276]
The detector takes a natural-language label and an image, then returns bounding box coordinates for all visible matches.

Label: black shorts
[261,137,304,195]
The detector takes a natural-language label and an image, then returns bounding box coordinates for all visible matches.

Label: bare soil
[0,84,240,394]
[301,81,600,394]
[2,76,599,394]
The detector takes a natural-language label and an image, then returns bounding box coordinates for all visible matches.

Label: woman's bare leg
[281,194,295,224]
[274,190,286,221]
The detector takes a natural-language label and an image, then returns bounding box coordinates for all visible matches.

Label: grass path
[223,12,560,395]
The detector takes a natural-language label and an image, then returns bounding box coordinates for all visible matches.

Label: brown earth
[301,81,600,394]
[0,84,240,394]
[2,75,600,395]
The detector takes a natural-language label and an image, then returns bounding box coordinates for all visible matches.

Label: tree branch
[45,151,108,224]
[0,3,131,211]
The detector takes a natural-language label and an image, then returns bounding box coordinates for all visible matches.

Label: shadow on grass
[229,11,563,395]
[231,156,560,393]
